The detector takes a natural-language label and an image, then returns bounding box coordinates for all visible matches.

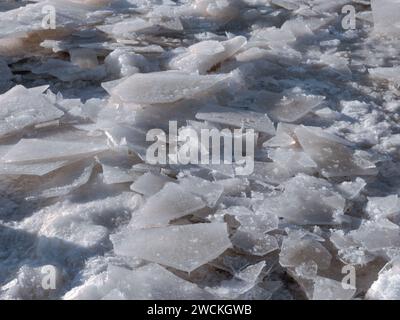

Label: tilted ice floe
[111,222,232,272]
[107,69,241,104]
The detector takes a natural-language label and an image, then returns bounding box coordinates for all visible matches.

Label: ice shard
[111,223,232,272]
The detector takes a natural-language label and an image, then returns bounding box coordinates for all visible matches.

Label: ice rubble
[0,0,400,301]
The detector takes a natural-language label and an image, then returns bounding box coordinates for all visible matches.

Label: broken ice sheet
[96,151,142,185]
[263,123,297,148]
[107,70,240,104]
[169,36,247,74]
[227,205,278,235]
[105,48,149,78]
[231,231,279,256]
[28,160,95,199]
[263,174,345,225]
[130,182,205,228]
[295,125,378,177]
[365,195,400,219]
[111,222,232,272]
[178,175,224,207]
[130,172,175,197]
[65,263,214,300]
[1,138,109,164]
[267,147,318,177]
[329,230,375,266]
[0,85,64,138]
[349,219,400,252]
[279,235,332,270]
[335,178,366,200]
[247,161,292,185]
[100,164,140,185]
[195,104,275,135]
[206,261,266,299]
[263,88,325,123]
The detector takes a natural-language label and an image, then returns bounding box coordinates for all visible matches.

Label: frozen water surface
[1,0,400,300]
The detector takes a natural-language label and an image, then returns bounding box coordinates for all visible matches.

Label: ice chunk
[365,195,400,219]
[2,138,109,164]
[108,70,239,104]
[105,49,149,78]
[369,67,400,85]
[266,88,325,123]
[169,36,247,74]
[216,178,249,196]
[295,126,378,177]
[263,123,297,148]
[65,263,214,300]
[101,164,139,185]
[233,209,279,235]
[294,261,318,280]
[267,148,318,176]
[130,172,175,196]
[194,0,239,20]
[196,105,275,135]
[130,183,206,228]
[263,174,345,225]
[349,219,400,252]
[248,161,292,185]
[29,161,95,199]
[371,0,400,37]
[206,261,266,299]
[179,176,224,207]
[312,276,356,300]
[98,16,183,39]
[0,85,64,138]
[231,231,279,256]
[111,223,232,272]
[336,178,366,200]
[250,27,296,48]
[280,236,332,270]
[366,259,400,300]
